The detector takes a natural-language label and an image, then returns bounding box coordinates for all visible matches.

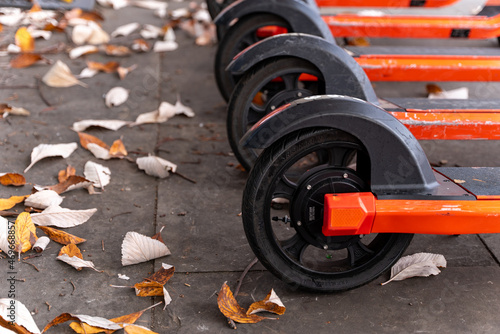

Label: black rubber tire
[214,14,291,102]
[242,128,414,292]
[227,57,325,171]
[207,0,234,19]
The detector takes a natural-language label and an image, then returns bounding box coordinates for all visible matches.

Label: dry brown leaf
[346,37,370,46]
[58,243,82,257]
[38,225,86,245]
[104,44,132,56]
[0,195,27,211]
[15,212,37,254]
[246,289,286,316]
[131,39,150,52]
[109,139,127,158]
[135,263,175,296]
[426,84,443,94]
[87,60,120,73]
[58,165,76,182]
[0,299,41,334]
[0,173,26,186]
[0,103,30,117]
[78,132,109,150]
[15,27,34,52]
[217,282,269,324]
[43,313,122,333]
[121,232,171,266]
[124,325,159,334]
[10,53,46,69]
[57,243,99,271]
[42,60,87,88]
[117,64,137,80]
[47,175,93,194]
[25,142,78,173]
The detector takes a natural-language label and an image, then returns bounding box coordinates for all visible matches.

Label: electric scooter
[239,93,500,292]
[214,0,500,101]
[225,33,500,171]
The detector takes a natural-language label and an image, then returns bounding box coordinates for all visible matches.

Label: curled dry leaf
[0,216,10,253]
[130,0,167,10]
[58,165,76,182]
[10,53,46,69]
[104,44,132,57]
[84,161,111,189]
[73,22,110,45]
[121,231,171,266]
[246,289,286,316]
[43,313,122,333]
[42,60,87,88]
[25,142,78,173]
[38,225,86,245]
[0,299,41,334]
[33,236,50,252]
[111,22,140,37]
[57,243,99,271]
[0,172,26,186]
[382,253,447,285]
[78,132,109,150]
[429,87,469,100]
[0,195,28,211]
[76,67,99,79]
[15,26,35,52]
[31,205,97,228]
[0,103,30,117]
[15,212,38,254]
[109,138,127,158]
[47,175,93,194]
[135,263,175,295]
[96,0,130,9]
[72,119,130,132]
[87,60,120,73]
[25,190,63,209]
[136,155,177,178]
[117,64,137,80]
[105,87,129,107]
[69,45,99,59]
[153,40,178,52]
[217,282,269,324]
[140,24,163,39]
[124,324,159,334]
[132,39,150,52]
[88,143,113,160]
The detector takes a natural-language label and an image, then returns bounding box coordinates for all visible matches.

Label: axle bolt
[297,221,302,226]
[306,184,312,190]
[297,92,303,97]
[343,173,348,178]
[270,105,276,111]
[323,245,328,250]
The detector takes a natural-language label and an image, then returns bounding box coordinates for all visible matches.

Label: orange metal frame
[323,192,500,237]
[316,0,460,7]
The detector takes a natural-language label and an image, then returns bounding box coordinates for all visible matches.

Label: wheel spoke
[274,175,297,199]
[328,147,356,167]
[347,240,374,267]
[281,234,309,262]
[280,73,301,90]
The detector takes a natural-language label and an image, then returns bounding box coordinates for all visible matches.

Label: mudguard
[241,95,438,194]
[228,33,378,105]
[214,0,334,43]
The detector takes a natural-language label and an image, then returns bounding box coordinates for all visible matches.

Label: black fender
[214,0,334,43]
[228,33,378,105]
[242,95,438,194]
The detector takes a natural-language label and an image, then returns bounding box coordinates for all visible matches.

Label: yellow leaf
[0,173,26,186]
[217,282,269,324]
[58,165,76,183]
[246,289,286,316]
[0,195,27,210]
[15,212,38,254]
[38,226,86,245]
[124,325,159,334]
[134,281,164,297]
[15,27,35,52]
[109,139,127,158]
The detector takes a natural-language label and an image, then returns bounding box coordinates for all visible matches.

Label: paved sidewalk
[1,2,500,333]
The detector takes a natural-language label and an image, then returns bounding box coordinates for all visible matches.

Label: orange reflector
[323,193,375,236]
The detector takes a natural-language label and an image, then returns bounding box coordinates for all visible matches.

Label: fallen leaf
[153,40,178,52]
[87,22,111,45]
[57,243,99,271]
[139,24,163,39]
[173,96,195,117]
[0,195,28,211]
[109,138,127,158]
[217,282,269,324]
[76,67,99,79]
[10,53,45,69]
[27,28,52,40]
[72,119,130,132]
[25,190,63,209]
[38,225,86,245]
[43,313,122,333]
[58,165,76,182]
[382,253,447,285]
[426,83,443,94]
[117,64,137,80]
[124,325,159,334]
[346,37,371,46]
[131,39,150,52]
[0,172,26,186]
[0,299,41,334]
[47,175,93,194]
[110,22,140,37]
[163,26,175,42]
[15,27,34,52]
[87,60,120,73]
[0,103,30,117]
[78,132,109,150]
[31,205,97,228]
[0,216,11,253]
[454,179,466,184]
[121,231,171,266]
[429,87,469,99]
[87,143,113,160]
[15,212,38,254]
[104,44,131,57]
[136,155,177,178]
[69,45,99,59]
[135,263,175,296]
[33,236,50,252]
[96,0,130,9]
[247,289,286,316]
[105,87,129,107]
[130,0,167,10]
[84,161,111,188]
[42,60,87,88]
[25,142,78,173]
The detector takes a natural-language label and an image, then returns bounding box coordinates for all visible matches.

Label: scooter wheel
[215,14,291,102]
[242,128,413,292]
[227,56,325,171]
[206,0,234,19]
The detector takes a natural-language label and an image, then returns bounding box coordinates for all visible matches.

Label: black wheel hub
[265,88,313,113]
[291,168,365,250]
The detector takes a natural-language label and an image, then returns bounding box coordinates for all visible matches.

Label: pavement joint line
[478,235,500,266]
